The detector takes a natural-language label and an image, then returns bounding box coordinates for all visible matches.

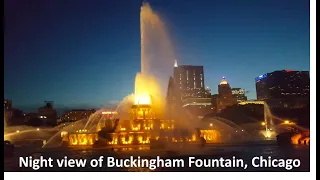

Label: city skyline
[4,0,310,110]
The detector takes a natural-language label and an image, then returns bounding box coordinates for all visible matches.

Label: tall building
[212,77,237,112]
[255,70,310,108]
[4,99,12,110]
[166,76,179,117]
[232,88,248,102]
[60,109,96,122]
[167,62,212,119]
[218,77,233,97]
[38,101,57,126]
[4,99,26,126]
[173,64,207,99]
[211,94,219,112]
[205,87,211,97]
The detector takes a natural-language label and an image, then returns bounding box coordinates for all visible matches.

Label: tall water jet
[116,3,175,118]
[134,73,165,118]
[54,3,223,147]
[264,103,275,138]
[140,2,175,95]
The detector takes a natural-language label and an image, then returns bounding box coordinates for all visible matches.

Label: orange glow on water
[301,137,310,145]
[291,134,302,144]
[291,132,310,145]
[266,130,271,138]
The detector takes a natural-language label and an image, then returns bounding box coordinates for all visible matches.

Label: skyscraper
[231,88,248,102]
[255,70,310,108]
[173,64,206,99]
[218,77,233,97]
[212,77,237,112]
[167,62,212,119]
[38,101,57,126]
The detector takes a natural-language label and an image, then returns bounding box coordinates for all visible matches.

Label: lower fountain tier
[63,129,221,146]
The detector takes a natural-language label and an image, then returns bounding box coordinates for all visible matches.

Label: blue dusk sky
[4,0,310,111]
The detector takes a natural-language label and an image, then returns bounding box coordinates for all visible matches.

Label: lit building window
[187,70,189,80]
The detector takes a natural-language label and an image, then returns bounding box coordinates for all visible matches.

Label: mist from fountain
[203,117,251,142]
[114,3,174,125]
[263,103,276,139]
[261,103,307,139]
[4,125,57,143]
[42,118,91,148]
[84,109,106,130]
[140,3,175,88]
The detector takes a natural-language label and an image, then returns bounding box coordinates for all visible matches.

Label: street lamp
[261,122,266,126]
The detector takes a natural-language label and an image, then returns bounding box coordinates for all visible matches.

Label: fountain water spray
[115,2,176,122]
[263,103,276,139]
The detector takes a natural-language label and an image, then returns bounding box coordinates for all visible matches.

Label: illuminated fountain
[45,111,114,148]
[4,124,58,148]
[43,3,256,149]
[262,103,276,139]
[58,3,221,148]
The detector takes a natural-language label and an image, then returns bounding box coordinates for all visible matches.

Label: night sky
[4,0,310,111]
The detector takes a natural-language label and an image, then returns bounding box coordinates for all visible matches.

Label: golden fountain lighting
[69,133,98,146]
[291,131,310,145]
[16,130,20,133]
[102,111,117,115]
[284,120,290,124]
[265,130,271,138]
[63,3,223,147]
[134,93,151,105]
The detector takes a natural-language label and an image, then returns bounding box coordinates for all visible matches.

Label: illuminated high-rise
[231,88,248,102]
[167,62,212,119]
[255,70,309,108]
[173,64,206,99]
[212,77,237,112]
